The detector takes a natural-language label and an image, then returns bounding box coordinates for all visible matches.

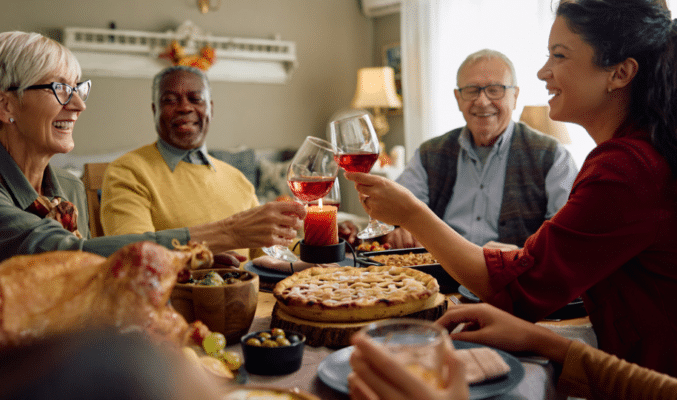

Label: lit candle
[304,205,338,246]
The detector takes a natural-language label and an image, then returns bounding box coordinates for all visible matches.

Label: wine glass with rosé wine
[329,113,395,239]
[286,137,339,205]
[308,177,340,209]
[262,136,339,262]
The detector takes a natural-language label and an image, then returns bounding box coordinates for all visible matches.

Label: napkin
[252,256,339,274]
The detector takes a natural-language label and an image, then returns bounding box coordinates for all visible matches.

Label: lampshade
[351,67,402,109]
[350,67,402,138]
[519,105,571,144]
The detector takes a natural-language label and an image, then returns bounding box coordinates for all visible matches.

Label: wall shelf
[62,20,298,84]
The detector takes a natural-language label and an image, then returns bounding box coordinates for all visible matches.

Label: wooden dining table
[226,288,595,400]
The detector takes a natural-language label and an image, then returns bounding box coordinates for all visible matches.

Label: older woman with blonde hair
[0,31,305,263]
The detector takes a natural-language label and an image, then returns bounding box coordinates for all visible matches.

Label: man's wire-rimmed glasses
[7,80,91,105]
[457,84,515,101]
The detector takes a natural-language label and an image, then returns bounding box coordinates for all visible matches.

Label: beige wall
[1,0,375,155]
[372,12,404,156]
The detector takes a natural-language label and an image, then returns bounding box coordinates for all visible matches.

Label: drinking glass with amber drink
[359,318,452,389]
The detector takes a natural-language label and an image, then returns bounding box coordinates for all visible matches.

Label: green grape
[221,351,243,370]
[202,332,226,354]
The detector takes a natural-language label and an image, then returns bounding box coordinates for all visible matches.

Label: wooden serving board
[270,293,449,348]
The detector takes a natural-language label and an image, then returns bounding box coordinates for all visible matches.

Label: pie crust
[273,266,440,322]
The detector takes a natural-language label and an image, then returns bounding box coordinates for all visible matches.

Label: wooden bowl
[171,269,259,344]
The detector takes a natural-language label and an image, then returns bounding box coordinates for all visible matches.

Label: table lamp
[519,105,571,144]
[350,66,402,138]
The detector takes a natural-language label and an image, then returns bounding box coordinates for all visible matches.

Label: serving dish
[357,247,459,293]
[317,340,525,399]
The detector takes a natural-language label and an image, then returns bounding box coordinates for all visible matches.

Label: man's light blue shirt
[156,138,213,172]
[396,121,578,246]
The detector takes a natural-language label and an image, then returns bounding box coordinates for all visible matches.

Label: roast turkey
[0,241,212,347]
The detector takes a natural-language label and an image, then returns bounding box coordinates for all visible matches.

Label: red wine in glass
[263,136,338,262]
[288,177,335,203]
[335,152,379,173]
[329,112,395,239]
[308,177,341,209]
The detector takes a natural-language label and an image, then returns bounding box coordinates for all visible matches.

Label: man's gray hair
[456,49,517,87]
[151,65,212,109]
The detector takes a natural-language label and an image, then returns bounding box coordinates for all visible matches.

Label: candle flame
[319,198,323,208]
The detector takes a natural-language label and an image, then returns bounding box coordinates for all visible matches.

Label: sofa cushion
[257,158,293,202]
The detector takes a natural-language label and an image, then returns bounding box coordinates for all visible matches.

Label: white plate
[316,341,525,400]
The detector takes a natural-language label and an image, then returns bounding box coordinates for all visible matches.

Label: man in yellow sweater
[101,66,277,259]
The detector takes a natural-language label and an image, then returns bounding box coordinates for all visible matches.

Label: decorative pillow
[208,148,257,186]
[257,158,293,202]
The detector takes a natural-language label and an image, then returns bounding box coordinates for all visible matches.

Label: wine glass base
[262,245,298,262]
[357,222,395,240]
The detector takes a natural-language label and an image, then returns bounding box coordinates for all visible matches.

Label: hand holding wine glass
[329,113,395,239]
[263,136,339,261]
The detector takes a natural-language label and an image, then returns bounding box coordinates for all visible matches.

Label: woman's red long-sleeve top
[484,123,677,377]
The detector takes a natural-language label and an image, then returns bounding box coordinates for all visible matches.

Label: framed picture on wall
[382,42,402,96]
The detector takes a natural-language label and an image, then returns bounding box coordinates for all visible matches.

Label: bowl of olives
[171,269,259,343]
[240,328,306,375]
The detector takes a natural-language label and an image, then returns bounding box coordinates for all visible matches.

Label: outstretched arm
[188,201,306,255]
[437,303,677,400]
[344,171,493,300]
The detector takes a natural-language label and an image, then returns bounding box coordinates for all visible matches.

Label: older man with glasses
[387,49,578,249]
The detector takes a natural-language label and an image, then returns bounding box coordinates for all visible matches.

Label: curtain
[400,0,596,167]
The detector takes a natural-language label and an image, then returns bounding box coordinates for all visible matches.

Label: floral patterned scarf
[28,196,83,238]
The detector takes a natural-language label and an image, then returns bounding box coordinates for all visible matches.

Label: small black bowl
[240,330,306,375]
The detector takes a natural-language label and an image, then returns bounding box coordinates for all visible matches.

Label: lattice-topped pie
[273,266,439,322]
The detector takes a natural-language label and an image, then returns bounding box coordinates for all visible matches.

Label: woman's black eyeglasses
[7,80,91,105]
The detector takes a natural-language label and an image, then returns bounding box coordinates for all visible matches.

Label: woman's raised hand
[344,171,428,228]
